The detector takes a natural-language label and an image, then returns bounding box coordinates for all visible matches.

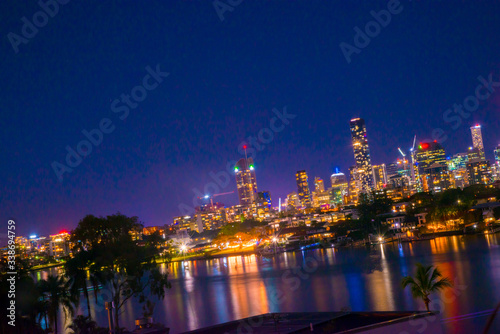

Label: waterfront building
[235,157,258,207]
[48,231,70,259]
[296,170,312,208]
[349,118,374,192]
[173,216,195,232]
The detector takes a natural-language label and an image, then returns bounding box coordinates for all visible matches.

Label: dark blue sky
[1,0,500,237]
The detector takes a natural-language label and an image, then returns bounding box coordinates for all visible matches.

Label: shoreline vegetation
[29,230,483,272]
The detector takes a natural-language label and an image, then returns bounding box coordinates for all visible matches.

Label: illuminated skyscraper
[314,177,325,193]
[330,171,348,206]
[349,118,374,193]
[257,191,272,209]
[286,192,299,210]
[415,142,447,174]
[494,145,500,164]
[470,125,485,160]
[234,157,257,207]
[467,159,491,185]
[295,170,312,208]
[372,164,387,190]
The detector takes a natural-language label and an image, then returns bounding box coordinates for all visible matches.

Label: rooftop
[182,311,440,334]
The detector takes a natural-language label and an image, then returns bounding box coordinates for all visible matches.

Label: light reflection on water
[39,234,500,333]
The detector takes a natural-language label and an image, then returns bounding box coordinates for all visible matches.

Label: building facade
[235,157,258,207]
[295,170,312,208]
[349,118,374,193]
[470,124,485,160]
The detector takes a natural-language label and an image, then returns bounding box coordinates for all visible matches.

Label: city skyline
[7,117,500,238]
[2,1,500,238]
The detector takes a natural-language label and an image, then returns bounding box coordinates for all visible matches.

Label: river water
[37,234,500,333]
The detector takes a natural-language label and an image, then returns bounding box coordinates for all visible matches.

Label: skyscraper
[234,157,257,207]
[494,145,500,164]
[349,118,374,193]
[415,141,447,174]
[257,191,272,211]
[372,164,387,190]
[295,170,312,208]
[470,124,485,160]
[330,171,348,206]
[314,177,325,193]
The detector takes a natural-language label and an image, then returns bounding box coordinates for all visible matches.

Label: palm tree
[65,252,92,318]
[402,263,453,311]
[39,275,76,334]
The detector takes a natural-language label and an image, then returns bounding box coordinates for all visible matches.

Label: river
[36,234,500,333]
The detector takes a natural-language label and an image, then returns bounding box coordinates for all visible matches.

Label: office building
[415,141,447,174]
[314,177,325,193]
[372,164,387,190]
[467,159,491,185]
[235,157,258,207]
[296,170,312,208]
[257,191,272,210]
[349,118,374,192]
[286,192,300,210]
[470,124,485,160]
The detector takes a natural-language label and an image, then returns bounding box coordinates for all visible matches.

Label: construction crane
[198,191,235,208]
[409,135,417,184]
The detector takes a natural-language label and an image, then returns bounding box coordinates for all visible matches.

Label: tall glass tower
[234,157,257,207]
[349,118,374,193]
[470,124,485,160]
[295,170,312,208]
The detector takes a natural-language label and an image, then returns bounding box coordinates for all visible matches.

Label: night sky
[1,1,500,238]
